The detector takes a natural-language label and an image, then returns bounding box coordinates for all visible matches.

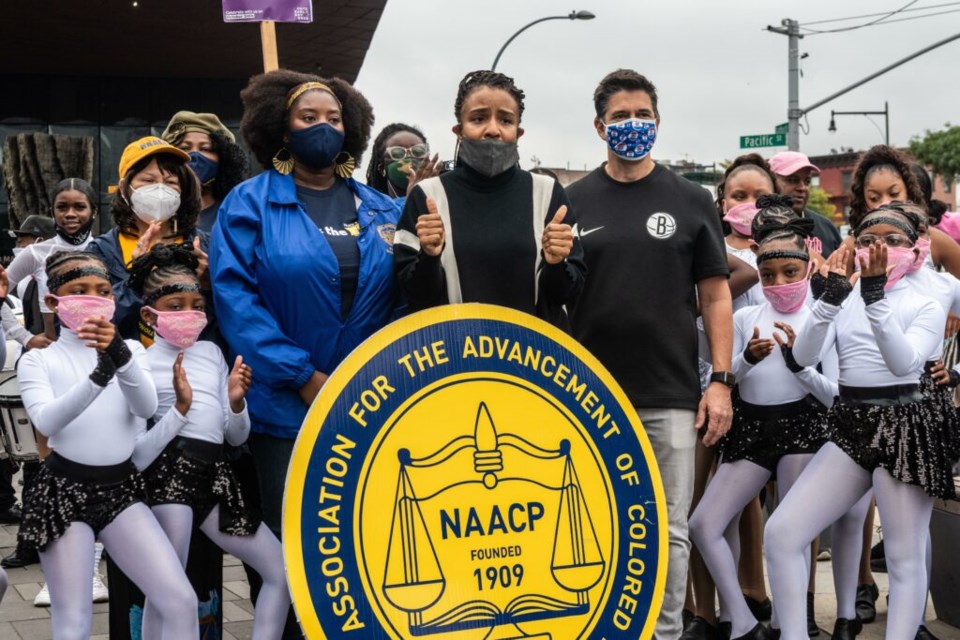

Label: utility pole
[767,19,803,151]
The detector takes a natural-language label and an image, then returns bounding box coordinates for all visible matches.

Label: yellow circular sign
[284,304,667,639]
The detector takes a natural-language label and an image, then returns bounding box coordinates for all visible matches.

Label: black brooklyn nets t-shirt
[568,163,728,410]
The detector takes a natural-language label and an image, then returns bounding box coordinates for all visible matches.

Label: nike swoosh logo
[579,226,604,237]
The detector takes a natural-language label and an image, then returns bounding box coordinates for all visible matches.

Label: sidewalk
[0,525,957,639]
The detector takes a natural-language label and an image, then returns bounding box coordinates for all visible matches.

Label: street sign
[775,122,788,134]
[740,133,787,149]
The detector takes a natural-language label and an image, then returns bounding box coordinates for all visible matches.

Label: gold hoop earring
[272,148,294,175]
[333,152,356,179]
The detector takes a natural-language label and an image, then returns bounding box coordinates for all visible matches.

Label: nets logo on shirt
[645,213,676,239]
[284,304,668,640]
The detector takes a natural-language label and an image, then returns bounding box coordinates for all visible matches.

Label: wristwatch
[709,371,736,388]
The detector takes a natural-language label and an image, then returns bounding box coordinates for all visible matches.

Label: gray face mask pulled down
[457,138,520,177]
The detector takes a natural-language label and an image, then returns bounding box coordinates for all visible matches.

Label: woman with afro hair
[161,111,249,232]
[209,70,402,539]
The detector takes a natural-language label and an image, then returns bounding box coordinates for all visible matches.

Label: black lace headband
[143,282,201,305]
[47,266,110,292]
[756,250,810,265]
[854,214,918,243]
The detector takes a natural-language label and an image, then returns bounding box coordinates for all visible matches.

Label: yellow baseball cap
[118,136,190,181]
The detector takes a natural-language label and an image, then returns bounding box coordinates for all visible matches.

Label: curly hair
[126,243,201,301]
[715,153,778,216]
[849,145,925,228]
[911,163,950,226]
[210,130,249,202]
[454,70,526,123]
[109,153,201,236]
[365,123,428,194]
[240,69,374,171]
[593,69,658,119]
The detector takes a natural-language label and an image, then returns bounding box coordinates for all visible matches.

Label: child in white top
[128,244,289,640]
[689,215,837,640]
[16,251,196,640]
[767,202,950,640]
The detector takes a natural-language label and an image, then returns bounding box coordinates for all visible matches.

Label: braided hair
[44,251,110,292]
[454,70,526,122]
[751,194,811,248]
[715,153,778,216]
[127,244,201,304]
[849,145,925,228]
[365,123,428,194]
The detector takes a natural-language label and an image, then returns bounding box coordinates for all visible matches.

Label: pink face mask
[146,308,207,348]
[722,202,760,236]
[856,246,917,289]
[50,295,116,331]
[909,237,931,273]
[762,278,808,313]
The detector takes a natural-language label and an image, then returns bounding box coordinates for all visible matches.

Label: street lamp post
[828,101,890,146]
[491,10,595,72]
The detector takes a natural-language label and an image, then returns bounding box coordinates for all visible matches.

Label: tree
[910,124,960,188]
[807,187,837,220]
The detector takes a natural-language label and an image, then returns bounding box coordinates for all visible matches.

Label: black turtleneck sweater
[394,164,586,321]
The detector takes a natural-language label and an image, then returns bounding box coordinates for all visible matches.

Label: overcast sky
[354,0,960,172]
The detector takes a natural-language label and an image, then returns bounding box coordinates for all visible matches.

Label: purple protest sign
[222,0,313,24]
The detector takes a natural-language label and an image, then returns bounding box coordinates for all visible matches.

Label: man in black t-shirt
[769,151,843,258]
[567,69,733,640]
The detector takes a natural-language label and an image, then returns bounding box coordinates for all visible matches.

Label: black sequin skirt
[720,395,828,473]
[830,384,960,499]
[18,453,145,552]
[143,436,259,536]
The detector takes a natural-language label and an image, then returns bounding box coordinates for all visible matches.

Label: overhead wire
[801,1,960,26]
[799,0,919,34]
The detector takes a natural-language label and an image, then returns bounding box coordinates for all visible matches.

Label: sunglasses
[385,144,429,161]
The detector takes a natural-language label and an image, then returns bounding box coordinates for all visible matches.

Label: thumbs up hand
[416,197,445,257]
[542,205,574,265]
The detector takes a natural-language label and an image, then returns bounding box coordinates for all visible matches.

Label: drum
[0,372,39,462]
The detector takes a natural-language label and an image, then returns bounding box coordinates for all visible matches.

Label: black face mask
[457,138,519,177]
[55,216,95,246]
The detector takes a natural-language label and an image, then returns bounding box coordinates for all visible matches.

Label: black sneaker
[0,504,22,524]
[744,596,772,622]
[680,616,721,640]
[916,625,940,640]
[1,545,40,568]
[855,582,879,624]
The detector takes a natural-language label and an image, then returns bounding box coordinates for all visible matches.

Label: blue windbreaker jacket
[209,170,402,439]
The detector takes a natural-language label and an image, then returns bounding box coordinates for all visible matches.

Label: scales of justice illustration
[380,401,608,639]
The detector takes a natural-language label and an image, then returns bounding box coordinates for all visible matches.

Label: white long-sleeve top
[732,301,838,407]
[132,338,250,471]
[794,278,945,387]
[17,330,157,465]
[5,235,93,314]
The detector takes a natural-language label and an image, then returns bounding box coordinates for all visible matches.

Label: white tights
[689,454,813,638]
[765,443,933,640]
[40,503,197,640]
[142,503,290,640]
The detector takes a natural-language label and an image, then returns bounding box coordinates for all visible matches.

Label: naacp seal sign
[284,305,667,639]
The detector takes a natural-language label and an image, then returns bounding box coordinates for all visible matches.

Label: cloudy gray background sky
[353,0,959,172]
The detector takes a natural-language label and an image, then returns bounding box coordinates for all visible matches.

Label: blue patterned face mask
[604,118,657,161]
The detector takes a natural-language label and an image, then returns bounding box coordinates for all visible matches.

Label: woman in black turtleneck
[393,70,585,326]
